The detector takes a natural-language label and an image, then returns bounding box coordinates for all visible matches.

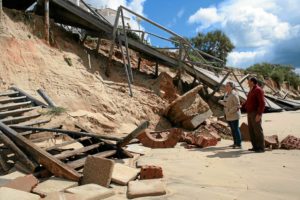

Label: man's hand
[255,114,262,122]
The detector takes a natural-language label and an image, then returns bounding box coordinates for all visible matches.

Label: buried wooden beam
[0,101,32,111]
[0,107,40,119]
[0,91,19,97]
[67,150,117,169]
[0,96,27,104]
[10,86,48,107]
[0,122,81,181]
[37,89,57,107]
[1,114,41,125]
[0,130,36,171]
[54,142,104,160]
[117,120,149,148]
[10,126,122,142]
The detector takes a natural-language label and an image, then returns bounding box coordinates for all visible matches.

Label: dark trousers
[228,120,242,146]
[247,112,265,150]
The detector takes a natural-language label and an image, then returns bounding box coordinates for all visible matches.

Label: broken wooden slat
[15,119,51,127]
[0,153,10,171]
[45,136,91,151]
[37,89,57,107]
[117,120,149,148]
[0,101,32,111]
[67,150,116,169]
[0,107,40,119]
[0,96,27,104]
[21,125,63,136]
[0,91,19,97]
[1,114,41,125]
[0,130,36,171]
[10,126,122,142]
[55,142,103,160]
[0,121,81,181]
[31,135,55,143]
[10,86,48,107]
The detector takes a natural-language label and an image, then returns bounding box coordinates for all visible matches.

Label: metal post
[209,71,231,98]
[137,57,141,71]
[155,61,159,78]
[44,0,50,44]
[231,70,247,97]
[106,7,121,76]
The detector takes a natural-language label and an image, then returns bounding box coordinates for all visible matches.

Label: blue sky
[87,0,300,72]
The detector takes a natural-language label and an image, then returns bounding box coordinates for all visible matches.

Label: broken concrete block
[0,171,26,186]
[240,122,250,141]
[127,179,166,199]
[3,174,38,192]
[115,153,140,168]
[82,156,114,187]
[0,187,40,200]
[140,165,163,180]
[164,85,212,130]
[112,163,140,185]
[126,144,152,155]
[137,129,182,148]
[264,135,279,149]
[66,184,115,200]
[280,135,300,150]
[195,135,218,148]
[42,192,81,200]
[33,177,78,197]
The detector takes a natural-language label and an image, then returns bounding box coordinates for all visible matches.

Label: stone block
[82,156,114,187]
[112,163,140,185]
[43,192,81,200]
[196,135,218,148]
[66,184,115,200]
[240,122,250,141]
[3,174,38,192]
[0,171,26,186]
[33,177,78,197]
[125,144,152,155]
[127,179,166,199]
[140,165,163,180]
[0,187,40,200]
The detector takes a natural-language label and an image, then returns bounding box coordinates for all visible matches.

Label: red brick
[196,135,218,148]
[3,174,39,192]
[264,135,279,149]
[140,165,163,180]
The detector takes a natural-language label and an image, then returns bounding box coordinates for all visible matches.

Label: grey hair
[226,81,236,89]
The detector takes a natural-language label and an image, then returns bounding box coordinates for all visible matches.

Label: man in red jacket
[242,77,266,153]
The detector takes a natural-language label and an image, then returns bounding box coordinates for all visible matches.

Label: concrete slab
[82,156,114,187]
[0,171,26,186]
[112,163,140,186]
[125,144,152,155]
[127,179,166,199]
[42,192,81,200]
[33,177,78,196]
[0,187,40,200]
[115,153,140,168]
[3,174,38,192]
[66,183,115,200]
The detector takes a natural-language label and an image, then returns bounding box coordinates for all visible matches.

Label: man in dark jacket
[242,77,266,153]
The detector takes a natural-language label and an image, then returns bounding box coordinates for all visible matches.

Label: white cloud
[295,68,300,75]
[188,0,300,68]
[177,8,185,18]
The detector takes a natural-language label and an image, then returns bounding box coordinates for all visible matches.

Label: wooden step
[0,96,27,104]
[1,114,41,125]
[0,107,39,119]
[0,91,19,97]
[0,101,32,111]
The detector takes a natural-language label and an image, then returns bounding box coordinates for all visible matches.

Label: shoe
[255,149,265,153]
[234,145,242,149]
[248,148,257,151]
[229,144,235,148]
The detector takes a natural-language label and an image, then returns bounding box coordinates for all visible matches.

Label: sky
[87,0,300,72]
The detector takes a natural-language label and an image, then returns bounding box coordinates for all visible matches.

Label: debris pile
[280,135,300,150]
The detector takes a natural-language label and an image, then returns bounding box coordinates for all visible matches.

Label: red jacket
[242,85,265,115]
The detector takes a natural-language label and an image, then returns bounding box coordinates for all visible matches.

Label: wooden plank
[10,86,48,107]
[0,101,32,111]
[0,96,27,104]
[0,121,81,181]
[31,135,54,143]
[0,130,36,171]
[37,89,57,107]
[45,136,91,151]
[10,126,122,142]
[20,125,63,136]
[117,120,149,148]
[54,142,103,160]
[1,114,41,125]
[0,107,39,119]
[67,150,116,169]
[15,119,51,127]
[0,91,19,97]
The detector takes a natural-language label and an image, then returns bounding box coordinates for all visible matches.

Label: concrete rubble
[65,184,115,200]
[280,135,300,150]
[111,163,140,185]
[127,179,166,199]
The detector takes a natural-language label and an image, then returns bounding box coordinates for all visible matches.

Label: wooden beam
[1,114,41,125]
[21,125,63,136]
[0,121,81,181]
[154,61,159,78]
[117,120,149,148]
[67,150,116,169]
[0,107,39,119]
[10,126,122,142]
[54,142,103,160]
[37,89,57,107]
[15,119,51,127]
[0,101,32,111]
[10,86,48,107]
[0,96,27,104]
[0,91,19,97]
[0,130,36,171]
[44,0,50,43]
[45,136,91,151]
